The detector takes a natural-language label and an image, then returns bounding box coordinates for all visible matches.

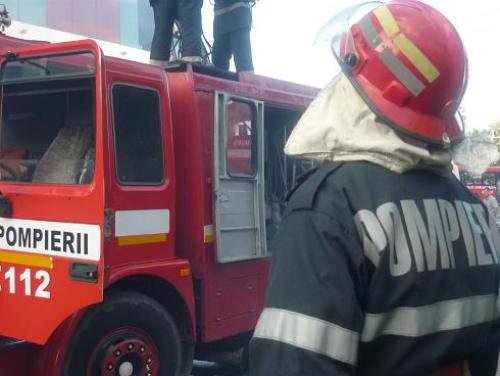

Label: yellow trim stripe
[204,234,215,244]
[394,34,440,83]
[374,6,400,36]
[0,250,53,269]
[180,268,191,277]
[118,233,167,246]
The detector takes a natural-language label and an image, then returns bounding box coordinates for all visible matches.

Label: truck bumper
[0,338,35,375]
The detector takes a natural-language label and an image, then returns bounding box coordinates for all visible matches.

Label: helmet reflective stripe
[379,48,426,96]
[358,15,382,48]
[373,5,400,36]
[393,34,440,84]
[357,7,440,97]
[373,5,440,84]
[357,14,426,96]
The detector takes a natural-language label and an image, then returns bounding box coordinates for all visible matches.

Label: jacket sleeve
[468,317,500,376]
[250,209,367,376]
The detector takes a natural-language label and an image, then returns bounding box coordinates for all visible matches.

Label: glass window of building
[5,0,155,51]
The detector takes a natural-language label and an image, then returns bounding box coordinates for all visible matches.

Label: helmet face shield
[316,0,468,147]
[315,2,382,67]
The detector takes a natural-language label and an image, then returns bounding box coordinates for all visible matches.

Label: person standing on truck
[250,1,500,375]
[150,0,203,67]
[212,0,254,72]
[483,187,499,217]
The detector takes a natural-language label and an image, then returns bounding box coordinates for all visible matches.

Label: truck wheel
[64,291,181,376]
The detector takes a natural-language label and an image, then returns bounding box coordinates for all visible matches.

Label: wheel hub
[118,361,134,376]
[88,328,160,376]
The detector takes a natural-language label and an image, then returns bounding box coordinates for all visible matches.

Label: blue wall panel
[4,0,47,27]
[120,0,139,48]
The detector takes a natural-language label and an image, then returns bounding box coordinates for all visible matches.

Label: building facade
[3,0,154,51]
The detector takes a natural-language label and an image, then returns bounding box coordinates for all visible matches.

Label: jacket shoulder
[286,162,343,212]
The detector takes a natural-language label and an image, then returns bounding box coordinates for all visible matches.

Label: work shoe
[149,59,169,68]
[180,56,203,63]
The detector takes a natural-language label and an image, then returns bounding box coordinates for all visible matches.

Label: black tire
[238,344,249,373]
[64,291,182,376]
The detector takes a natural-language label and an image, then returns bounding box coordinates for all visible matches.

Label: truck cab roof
[0,33,319,110]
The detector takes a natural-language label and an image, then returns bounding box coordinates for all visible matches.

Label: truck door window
[112,84,164,185]
[0,53,96,185]
[226,100,255,177]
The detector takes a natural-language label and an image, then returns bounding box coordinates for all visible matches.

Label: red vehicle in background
[0,35,318,375]
[464,185,497,201]
[459,167,500,200]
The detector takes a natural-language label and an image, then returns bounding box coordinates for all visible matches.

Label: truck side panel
[169,71,270,343]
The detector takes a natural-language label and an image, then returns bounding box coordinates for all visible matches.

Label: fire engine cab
[0,36,318,375]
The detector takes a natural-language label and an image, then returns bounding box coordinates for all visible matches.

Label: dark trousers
[212,27,253,72]
[150,0,202,61]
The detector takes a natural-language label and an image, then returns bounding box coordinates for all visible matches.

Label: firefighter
[483,187,499,217]
[212,0,254,72]
[250,1,500,375]
[150,0,203,66]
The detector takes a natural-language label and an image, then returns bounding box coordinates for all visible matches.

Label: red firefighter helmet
[316,0,468,147]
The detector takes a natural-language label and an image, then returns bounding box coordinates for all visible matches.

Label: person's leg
[177,0,202,60]
[212,31,232,70]
[150,0,176,63]
[231,27,254,72]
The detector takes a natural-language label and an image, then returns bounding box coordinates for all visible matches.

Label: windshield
[0,52,96,185]
[1,52,95,84]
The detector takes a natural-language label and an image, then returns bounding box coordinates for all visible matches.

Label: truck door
[0,40,105,344]
[214,92,267,263]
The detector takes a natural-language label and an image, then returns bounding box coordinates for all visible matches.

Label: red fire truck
[0,35,318,375]
[459,166,500,201]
